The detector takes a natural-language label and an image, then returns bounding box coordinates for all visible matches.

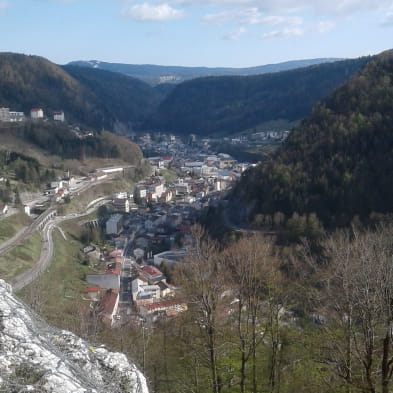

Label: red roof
[98,291,118,315]
[31,108,42,111]
[161,156,172,161]
[85,286,100,292]
[142,265,163,277]
[106,269,120,275]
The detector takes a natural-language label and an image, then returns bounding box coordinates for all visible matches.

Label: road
[0,208,56,257]
[0,175,112,259]
[9,198,111,291]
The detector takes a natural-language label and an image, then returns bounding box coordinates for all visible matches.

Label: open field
[0,232,41,282]
[17,220,94,335]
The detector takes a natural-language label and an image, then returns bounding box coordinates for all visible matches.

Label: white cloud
[315,20,336,33]
[381,12,393,26]
[122,3,184,21]
[0,0,8,15]
[204,7,303,26]
[260,15,303,26]
[186,0,393,16]
[203,7,261,24]
[262,27,304,39]
[222,26,246,39]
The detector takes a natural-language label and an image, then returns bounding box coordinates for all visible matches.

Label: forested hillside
[0,53,161,131]
[147,57,368,136]
[232,50,393,227]
[0,53,369,137]
[0,53,116,129]
[63,65,162,130]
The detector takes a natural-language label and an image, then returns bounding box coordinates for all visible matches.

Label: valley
[2,47,393,393]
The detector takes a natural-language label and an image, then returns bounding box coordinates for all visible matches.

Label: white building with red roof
[30,108,44,119]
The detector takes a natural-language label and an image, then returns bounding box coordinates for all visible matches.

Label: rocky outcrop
[0,280,148,393]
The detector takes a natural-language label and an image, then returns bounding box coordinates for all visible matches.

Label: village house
[112,198,130,213]
[9,111,25,122]
[140,265,166,285]
[84,286,101,301]
[53,110,65,122]
[97,289,119,327]
[30,108,44,120]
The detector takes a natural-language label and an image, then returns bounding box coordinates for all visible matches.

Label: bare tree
[224,235,273,393]
[315,225,393,393]
[176,225,227,393]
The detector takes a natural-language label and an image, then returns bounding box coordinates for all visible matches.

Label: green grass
[0,232,41,281]
[18,220,94,333]
[0,212,32,242]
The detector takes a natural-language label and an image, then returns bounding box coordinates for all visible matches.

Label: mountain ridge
[148,57,369,136]
[67,58,342,85]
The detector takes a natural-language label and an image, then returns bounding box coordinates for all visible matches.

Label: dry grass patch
[0,232,41,281]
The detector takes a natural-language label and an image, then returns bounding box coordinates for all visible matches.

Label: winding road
[0,208,57,258]
[6,199,111,291]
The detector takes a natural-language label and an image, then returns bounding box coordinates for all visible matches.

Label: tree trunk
[381,330,390,393]
[208,324,220,393]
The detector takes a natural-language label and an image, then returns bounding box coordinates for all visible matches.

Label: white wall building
[0,107,10,122]
[31,108,44,119]
[9,112,25,122]
[53,111,65,122]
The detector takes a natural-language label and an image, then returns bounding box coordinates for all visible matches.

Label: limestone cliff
[0,280,148,393]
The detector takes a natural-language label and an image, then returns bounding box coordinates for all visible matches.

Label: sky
[0,0,392,67]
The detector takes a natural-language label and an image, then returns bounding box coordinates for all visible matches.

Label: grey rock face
[0,280,148,393]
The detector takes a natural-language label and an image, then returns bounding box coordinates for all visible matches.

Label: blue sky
[0,0,392,67]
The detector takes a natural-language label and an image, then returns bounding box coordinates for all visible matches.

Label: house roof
[142,265,163,277]
[86,273,120,290]
[85,286,100,293]
[106,269,120,275]
[98,290,118,315]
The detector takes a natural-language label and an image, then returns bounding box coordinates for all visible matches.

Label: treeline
[58,224,393,393]
[0,122,143,164]
[21,123,120,160]
[0,150,56,203]
[148,57,368,136]
[232,50,393,228]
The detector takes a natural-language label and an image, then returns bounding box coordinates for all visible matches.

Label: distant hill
[147,57,369,136]
[231,49,393,228]
[0,121,145,203]
[0,52,371,139]
[62,65,162,131]
[0,53,115,129]
[67,58,342,85]
[0,53,161,131]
